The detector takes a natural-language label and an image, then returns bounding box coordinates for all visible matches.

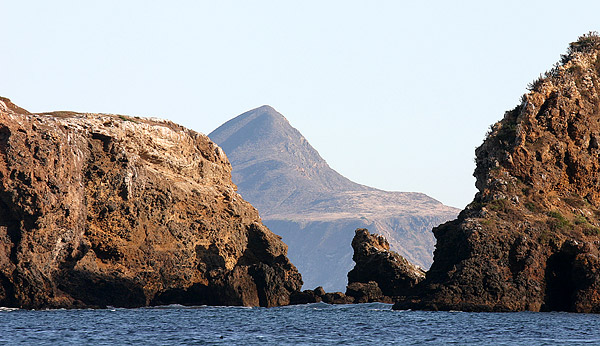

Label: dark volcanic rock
[314,286,326,297]
[290,286,354,305]
[209,106,458,291]
[289,286,326,304]
[394,33,600,313]
[321,292,354,304]
[289,285,362,305]
[0,98,302,309]
[346,281,392,304]
[289,289,322,304]
[347,229,425,299]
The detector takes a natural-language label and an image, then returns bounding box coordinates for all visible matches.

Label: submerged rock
[394,33,600,313]
[0,98,302,309]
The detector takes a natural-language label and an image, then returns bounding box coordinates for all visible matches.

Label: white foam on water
[0,307,18,312]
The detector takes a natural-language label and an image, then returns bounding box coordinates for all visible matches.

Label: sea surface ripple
[2,303,600,345]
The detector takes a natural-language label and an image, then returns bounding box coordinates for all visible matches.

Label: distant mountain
[209,106,459,291]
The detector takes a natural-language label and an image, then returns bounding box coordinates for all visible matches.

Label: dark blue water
[2,303,600,345]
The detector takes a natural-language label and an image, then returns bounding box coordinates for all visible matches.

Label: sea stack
[0,97,302,309]
[394,33,600,313]
[345,228,424,303]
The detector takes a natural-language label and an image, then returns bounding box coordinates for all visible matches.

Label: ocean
[2,303,600,345]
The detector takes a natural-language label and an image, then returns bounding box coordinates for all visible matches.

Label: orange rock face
[0,98,301,308]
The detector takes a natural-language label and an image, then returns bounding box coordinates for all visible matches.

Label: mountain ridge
[209,106,459,290]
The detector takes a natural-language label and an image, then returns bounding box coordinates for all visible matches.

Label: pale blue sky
[2,1,599,208]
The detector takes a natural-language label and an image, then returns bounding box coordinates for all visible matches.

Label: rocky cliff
[394,33,600,313]
[0,97,302,309]
[209,106,458,291]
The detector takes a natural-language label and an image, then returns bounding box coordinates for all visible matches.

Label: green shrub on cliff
[574,215,588,225]
[546,211,571,231]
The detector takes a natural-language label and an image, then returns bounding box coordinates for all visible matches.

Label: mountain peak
[240,105,285,123]
[255,104,279,114]
[209,106,368,213]
[209,105,288,145]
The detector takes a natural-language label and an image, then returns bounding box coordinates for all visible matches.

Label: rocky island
[0,97,302,309]
[387,32,600,313]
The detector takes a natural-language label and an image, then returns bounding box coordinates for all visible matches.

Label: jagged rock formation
[0,97,302,309]
[346,229,424,302]
[209,106,458,291]
[394,33,600,313]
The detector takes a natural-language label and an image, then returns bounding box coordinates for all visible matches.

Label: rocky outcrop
[321,291,354,304]
[394,33,600,313]
[289,286,356,305]
[346,228,424,301]
[289,286,325,304]
[346,281,391,304]
[0,98,302,309]
[209,106,459,291]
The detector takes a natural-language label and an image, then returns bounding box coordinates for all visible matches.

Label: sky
[1,1,599,209]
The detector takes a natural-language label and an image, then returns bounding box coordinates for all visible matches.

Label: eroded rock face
[347,228,425,300]
[0,98,302,308]
[394,33,600,313]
